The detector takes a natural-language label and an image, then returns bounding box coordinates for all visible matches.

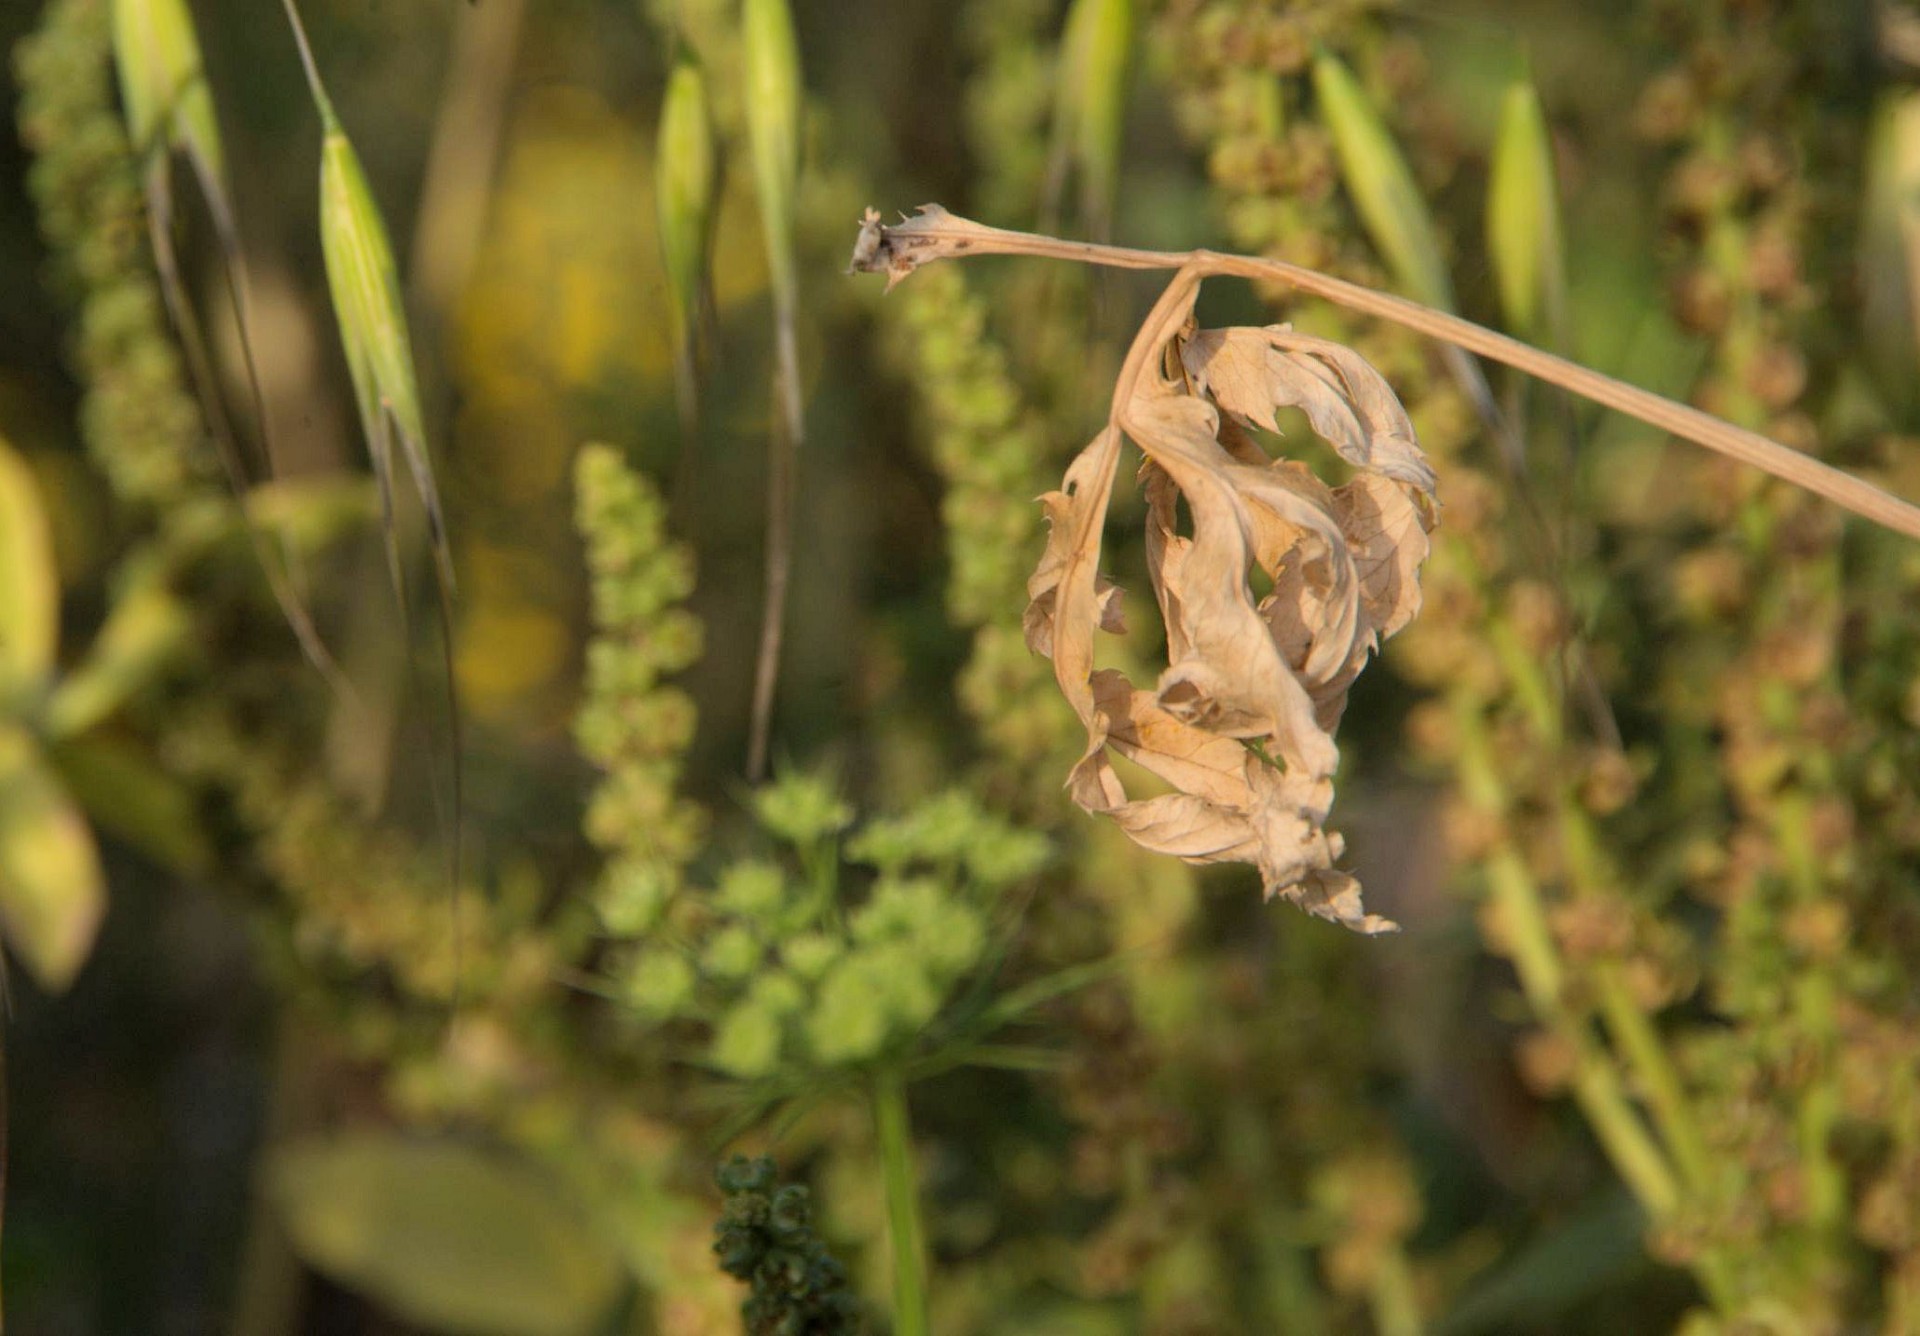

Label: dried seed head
[1312,50,1453,310]
[846,205,1017,290]
[1487,77,1567,341]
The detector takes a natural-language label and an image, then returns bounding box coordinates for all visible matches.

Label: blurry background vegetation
[3,0,1920,1332]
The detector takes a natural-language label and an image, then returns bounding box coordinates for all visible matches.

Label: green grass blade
[1488,77,1568,343]
[743,0,800,308]
[656,57,716,440]
[111,0,224,186]
[1049,0,1133,236]
[742,0,805,780]
[1312,49,1453,310]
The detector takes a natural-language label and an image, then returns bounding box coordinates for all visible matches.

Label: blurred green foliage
[4,0,1920,1333]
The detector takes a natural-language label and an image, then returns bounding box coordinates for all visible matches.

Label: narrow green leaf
[743,0,801,305]
[1053,0,1133,233]
[0,724,107,993]
[46,576,188,739]
[1312,50,1453,310]
[1488,78,1567,341]
[1860,89,1920,422]
[0,437,59,695]
[269,1134,626,1336]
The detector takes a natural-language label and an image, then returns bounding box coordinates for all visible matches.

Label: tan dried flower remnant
[856,208,1434,931]
[851,205,1920,929]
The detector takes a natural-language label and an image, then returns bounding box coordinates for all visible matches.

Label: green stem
[1774,793,1846,1233]
[1366,1243,1423,1336]
[1455,699,1680,1219]
[872,1073,929,1336]
[1589,959,1712,1191]
[1487,614,1718,1197]
[277,0,338,130]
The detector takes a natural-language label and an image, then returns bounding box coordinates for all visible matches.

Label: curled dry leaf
[1024,281,1436,933]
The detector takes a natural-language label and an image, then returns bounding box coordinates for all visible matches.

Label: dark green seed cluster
[713,1155,862,1336]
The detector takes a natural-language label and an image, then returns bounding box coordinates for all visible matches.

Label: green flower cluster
[14,0,214,512]
[712,1155,861,1336]
[624,770,1048,1080]
[573,442,706,922]
[960,0,1056,224]
[881,264,1075,783]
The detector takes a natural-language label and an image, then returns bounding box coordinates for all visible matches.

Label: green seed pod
[0,437,58,697]
[1312,50,1453,310]
[318,117,454,596]
[1487,77,1567,342]
[742,0,801,306]
[1860,90,1920,422]
[110,0,224,184]
[655,58,716,355]
[1054,0,1133,233]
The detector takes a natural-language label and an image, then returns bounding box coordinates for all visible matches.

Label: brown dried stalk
[851,207,1920,544]
[850,206,1920,930]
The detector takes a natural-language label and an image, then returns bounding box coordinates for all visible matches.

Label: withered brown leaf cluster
[853,208,1438,932]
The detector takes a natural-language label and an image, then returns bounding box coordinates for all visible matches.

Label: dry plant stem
[747,316,803,781]
[143,195,361,710]
[862,211,1920,544]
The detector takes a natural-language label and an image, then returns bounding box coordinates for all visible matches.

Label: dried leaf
[1024,284,1435,932]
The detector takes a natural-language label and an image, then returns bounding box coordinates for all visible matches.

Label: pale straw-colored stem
[859,211,1920,544]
